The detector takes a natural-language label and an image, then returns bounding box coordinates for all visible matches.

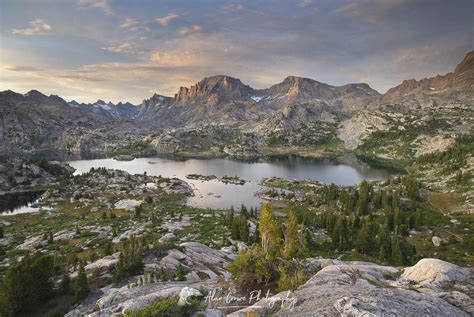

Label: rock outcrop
[66,242,235,316]
[66,254,473,317]
[232,258,473,316]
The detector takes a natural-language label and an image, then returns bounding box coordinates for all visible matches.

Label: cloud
[156,14,179,26]
[120,18,150,32]
[102,42,138,54]
[121,18,139,29]
[149,50,209,67]
[221,3,245,13]
[2,0,472,102]
[297,0,314,8]
[179,25,202,35]
[3,65,44,72]
[12,19,52,36]
[77,0,113,15]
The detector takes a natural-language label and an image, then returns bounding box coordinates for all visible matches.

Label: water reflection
[67,155,392,210]
[0,190,45,214]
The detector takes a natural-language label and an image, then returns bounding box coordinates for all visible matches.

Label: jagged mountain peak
[144,93,172,105]
[282,75,319,83]
[95,99,107,105]
[175,74,254,103]
[25,89,47,98]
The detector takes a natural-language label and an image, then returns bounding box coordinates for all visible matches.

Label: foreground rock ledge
[67,253,473,317]
[234,258,473,317]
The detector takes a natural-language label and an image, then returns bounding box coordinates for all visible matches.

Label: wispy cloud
[12,19,52,36]
[156,14,179,26]
[149,49,209,67]
[297,0,314,8]
[221,3,245,13]
[179,25,202,35]
[102,42,138,54]
[2,65,44,72]
[77,0,113,15]
[121,18,150,32]
[121,18,139,29]
[2,0,472,102]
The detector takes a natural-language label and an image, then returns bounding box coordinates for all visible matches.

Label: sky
[0,0,472,103]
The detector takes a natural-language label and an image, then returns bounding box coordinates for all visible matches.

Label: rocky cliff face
[137,74,380,129]
[175,75,255,104]
[137,76,268,129]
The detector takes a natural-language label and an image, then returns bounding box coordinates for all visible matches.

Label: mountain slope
[258,76,380,112]
[0,90,139,154]
[339,51,474,153]
[383,51,473,101]
[137,74,380,129]
[138,75,268,129]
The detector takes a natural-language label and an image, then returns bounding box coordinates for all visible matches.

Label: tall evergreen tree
[231,220,240,240]
[0,253,54,315]
[283,210,299,259]
[259,204,281,259]
[241,204,249,219]
[75,261,90,301]
[391,235,404,266]
[239,216,249,242]
[296,223,310,258]
[354,222,371,255]
[332,217,349,251]
[226,206,235,228]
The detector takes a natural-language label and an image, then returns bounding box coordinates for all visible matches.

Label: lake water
[0,190,45,215]
[67,155,392,210]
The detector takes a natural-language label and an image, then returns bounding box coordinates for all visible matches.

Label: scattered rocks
[432,236,442,247]
[114,199,143,211]
[177,287,202,305]
[85,253,120,276]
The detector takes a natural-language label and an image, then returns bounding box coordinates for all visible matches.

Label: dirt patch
[428,192,468,214]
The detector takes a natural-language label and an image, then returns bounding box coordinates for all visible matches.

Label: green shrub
[125,297,199,317]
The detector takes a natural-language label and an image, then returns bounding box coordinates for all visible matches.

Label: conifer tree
[355,222,370,255]
[414,209,424,228]
[231,220,240,240]
[60,266,71,293]
[296,223,309,258]
[391,235,404,266]
[332,217,349,251]
[239,216,250,242]
[283,210,299,259]
[75,261,90,301]
[0,253,54,315]
[259,204,281,258]
[378,228,391,262]
[241,204,249,218]
[227,206,235,228]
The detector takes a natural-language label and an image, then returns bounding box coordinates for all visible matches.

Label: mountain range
[0,51,472,155]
